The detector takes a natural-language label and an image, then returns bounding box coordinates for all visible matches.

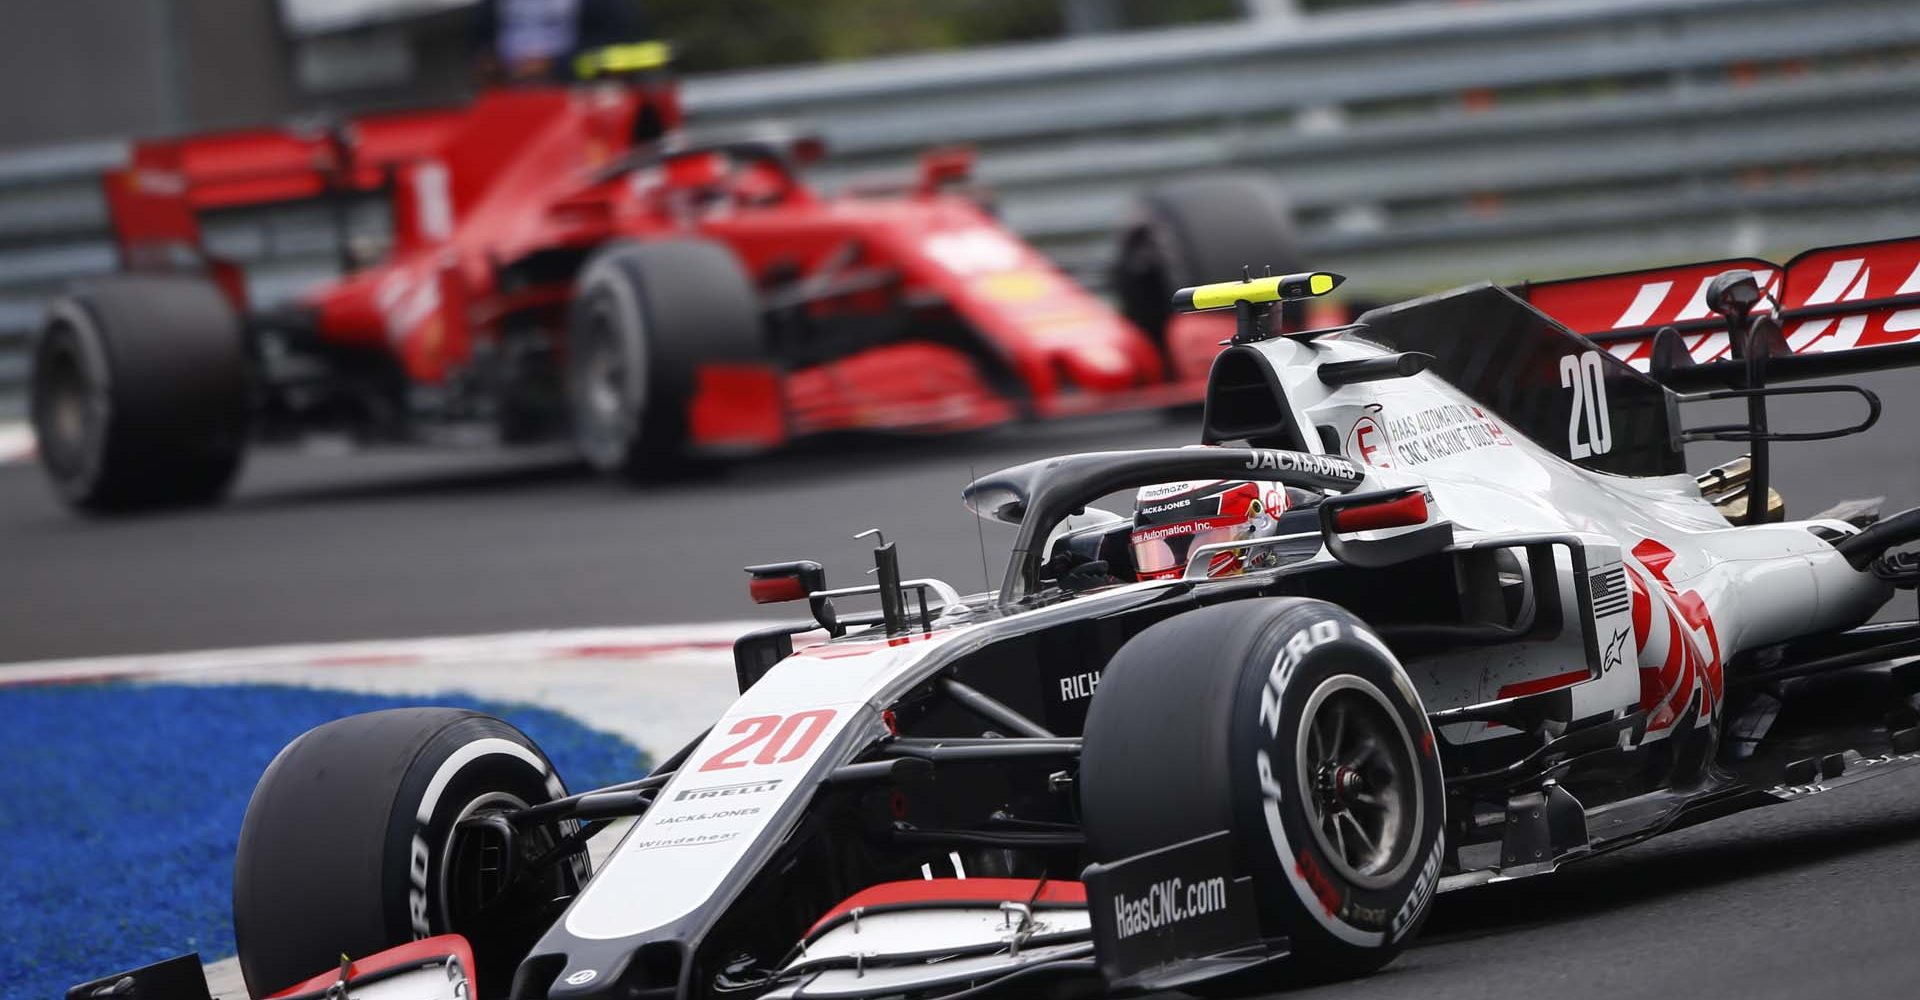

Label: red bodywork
[267,934,477,998]
[103,84,1228,452]
[805,877,1086,938]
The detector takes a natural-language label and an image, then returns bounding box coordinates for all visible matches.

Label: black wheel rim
[31,329,104,482]
[442,793,577,994]
[1294,676,1422,889]
[572,300,636,467]
[583,316,627,427]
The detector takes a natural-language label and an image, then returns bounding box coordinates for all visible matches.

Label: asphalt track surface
[0,414,1191,661]
[5,371,1920,999]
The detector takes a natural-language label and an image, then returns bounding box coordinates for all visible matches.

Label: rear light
[1332,491,1428,532]
[745,560,826,604]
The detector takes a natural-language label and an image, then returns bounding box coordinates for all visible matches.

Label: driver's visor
[1131,515,1259,579]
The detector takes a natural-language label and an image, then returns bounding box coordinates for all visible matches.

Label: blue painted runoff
[0,683,649,1000]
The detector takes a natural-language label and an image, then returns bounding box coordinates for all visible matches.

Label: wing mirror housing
[1318,487,1454,569]
[746,560,826,604]
[917,146,975,195]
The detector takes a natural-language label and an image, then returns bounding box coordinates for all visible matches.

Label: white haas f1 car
[73,238,1920,1000]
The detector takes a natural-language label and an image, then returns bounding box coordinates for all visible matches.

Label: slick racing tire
[30,276,249,512]
[233,709,586,1000]
[1080,598,1444,987]
[1112,175,1302,349]
[566,239,763,479]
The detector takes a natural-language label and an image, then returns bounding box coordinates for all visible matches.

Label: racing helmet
[1130,479,1289,581]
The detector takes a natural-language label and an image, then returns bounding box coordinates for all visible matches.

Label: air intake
[1201,345,1299,447]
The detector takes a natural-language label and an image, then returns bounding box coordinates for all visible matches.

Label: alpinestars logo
[1111,876,1230,939]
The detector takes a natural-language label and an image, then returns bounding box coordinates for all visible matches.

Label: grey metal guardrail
[4,0,1920,418]
[0,139,125,417]
[682,0,1920,285]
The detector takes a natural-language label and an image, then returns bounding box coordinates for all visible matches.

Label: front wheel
[233,709,587,1000]
[1080,598,1444,987]
[566,240,764,479]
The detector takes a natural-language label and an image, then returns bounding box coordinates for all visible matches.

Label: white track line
[0,622,815,762]
[0,422,32,465]
[0,622,770,685]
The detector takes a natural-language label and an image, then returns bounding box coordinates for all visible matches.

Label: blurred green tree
[640,0,1242,73]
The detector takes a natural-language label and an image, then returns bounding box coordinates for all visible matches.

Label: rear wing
[1516,235,1920,389]
[102,109,471,311]
[105,107,469,249]
[100,88,645,309]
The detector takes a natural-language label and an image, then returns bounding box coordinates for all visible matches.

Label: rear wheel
[566,240,764,479]
[233,709,586,1000]
[1080,598,1443,987]
[30,276,249,511]
[1112,175,1302,349]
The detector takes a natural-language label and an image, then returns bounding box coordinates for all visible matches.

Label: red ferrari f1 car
[28,55,1297,511]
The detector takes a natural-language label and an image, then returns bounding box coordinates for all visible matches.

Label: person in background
[472,0,648,83]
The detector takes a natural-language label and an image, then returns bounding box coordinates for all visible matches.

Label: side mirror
[916,146,975,195]
[745,559,839,635]
[745,560,825,604]
[1704,269,1763,324]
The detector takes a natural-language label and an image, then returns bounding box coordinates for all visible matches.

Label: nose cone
[1054,339,1139,391]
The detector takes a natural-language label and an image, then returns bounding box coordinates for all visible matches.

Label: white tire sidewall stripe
[414,737,554,824]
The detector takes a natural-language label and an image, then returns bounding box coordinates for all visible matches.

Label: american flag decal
[1591,566,1630,619]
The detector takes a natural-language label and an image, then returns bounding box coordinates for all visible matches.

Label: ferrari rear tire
[1080,598,1444,987]
[30,276,249,512]
[233,709,586,1000]
[1112,175,1302,348]
[566,240,763,479]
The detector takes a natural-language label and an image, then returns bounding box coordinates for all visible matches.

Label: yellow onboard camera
[574,41,675,80]
[1171,269,1344,343]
